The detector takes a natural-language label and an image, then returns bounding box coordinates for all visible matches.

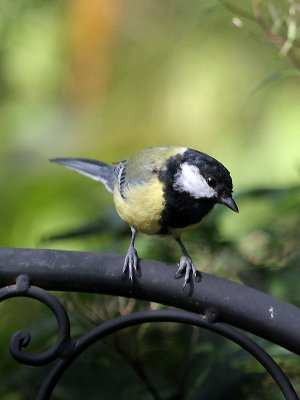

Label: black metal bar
[36,309,298,400]
[0,247,299,356]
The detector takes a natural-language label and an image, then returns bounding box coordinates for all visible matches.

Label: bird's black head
[158,148,238,233]
[161,148,238,213]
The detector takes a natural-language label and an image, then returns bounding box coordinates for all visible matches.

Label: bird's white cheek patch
[173,163,216,199]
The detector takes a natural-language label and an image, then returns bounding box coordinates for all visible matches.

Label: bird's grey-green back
[115,146,186,194]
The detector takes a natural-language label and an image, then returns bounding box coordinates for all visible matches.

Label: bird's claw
[174,255,197,288]
[122,245,139,281]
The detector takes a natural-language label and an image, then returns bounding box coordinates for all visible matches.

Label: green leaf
[243,69,300,104]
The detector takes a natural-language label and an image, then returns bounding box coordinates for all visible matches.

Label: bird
[50,146,238,287]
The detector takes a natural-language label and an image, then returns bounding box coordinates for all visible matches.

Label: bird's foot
[174,255,197,288]
[122,245,139,281]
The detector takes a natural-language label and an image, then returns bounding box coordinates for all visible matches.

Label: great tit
[51,146,238,287]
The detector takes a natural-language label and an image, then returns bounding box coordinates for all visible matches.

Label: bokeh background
[0,0,299,399]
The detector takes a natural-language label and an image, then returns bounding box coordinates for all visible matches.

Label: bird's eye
[207,177,217,188]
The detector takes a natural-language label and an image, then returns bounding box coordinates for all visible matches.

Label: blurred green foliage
[0,0,299,399]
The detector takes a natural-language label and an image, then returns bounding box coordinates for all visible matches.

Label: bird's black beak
[219,195,239,213]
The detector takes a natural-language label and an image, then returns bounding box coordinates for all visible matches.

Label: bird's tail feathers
[50,158,115,193]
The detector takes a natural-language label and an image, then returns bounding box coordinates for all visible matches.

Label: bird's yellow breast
[113,176,165,235]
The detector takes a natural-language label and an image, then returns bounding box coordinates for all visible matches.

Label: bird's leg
[122,227,139,281]
[175,237,197,288]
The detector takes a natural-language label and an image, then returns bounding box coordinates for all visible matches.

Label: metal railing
[0,247,299,400]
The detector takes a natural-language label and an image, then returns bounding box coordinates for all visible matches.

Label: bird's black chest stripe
[159,194,215,233]
[158,151,216,233]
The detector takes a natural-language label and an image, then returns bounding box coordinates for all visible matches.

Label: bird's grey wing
[50,158,115,193]
[115,160,127,198]
[115,158,155,199]
[114,150,164,199]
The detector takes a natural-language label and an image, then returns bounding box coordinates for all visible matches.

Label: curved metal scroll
[0,275,72,366]
[0,276,298,400]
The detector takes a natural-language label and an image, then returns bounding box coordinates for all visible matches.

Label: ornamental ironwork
[0,248,299,400]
